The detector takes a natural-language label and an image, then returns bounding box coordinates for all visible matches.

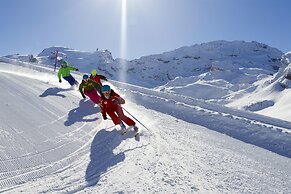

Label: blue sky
[0,0,290,60]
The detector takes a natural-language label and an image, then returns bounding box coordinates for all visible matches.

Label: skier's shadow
[64,99,99,126]
[39,87,70,98]
[85,128,130,186]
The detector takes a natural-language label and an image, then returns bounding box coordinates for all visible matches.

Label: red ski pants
[84,90,101,104]
[107,106,135,126]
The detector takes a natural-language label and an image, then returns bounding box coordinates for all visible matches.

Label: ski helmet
[101,85,111,92]
[91,69,97,76]
[61,61,68,67]
[83,74,89,79]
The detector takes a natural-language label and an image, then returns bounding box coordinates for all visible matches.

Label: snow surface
[227,50,291,121]
[0,59,290,193]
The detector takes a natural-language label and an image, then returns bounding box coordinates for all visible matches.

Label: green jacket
[58,66,78,80]
[79,79,101,99]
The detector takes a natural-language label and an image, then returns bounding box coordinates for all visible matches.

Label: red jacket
[100,90,125,116]
[90,74,107,86]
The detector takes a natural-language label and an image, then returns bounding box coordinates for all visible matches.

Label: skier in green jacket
[58,61,79,86]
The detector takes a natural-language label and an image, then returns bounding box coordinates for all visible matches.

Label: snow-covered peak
[129,40,282,85]
[271,51,291,88]
[3,41,285,106]
[129,40,282,104]
[139,40,281,63]
[5,41,283,87]
[36,46,114,74]
[281,51,291,66]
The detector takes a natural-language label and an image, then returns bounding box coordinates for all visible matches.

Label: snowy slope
[227,50,291,121]
[0,61,290,193]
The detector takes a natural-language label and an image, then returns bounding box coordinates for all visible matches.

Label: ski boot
[120,123,127,135]
[133,126,140,141]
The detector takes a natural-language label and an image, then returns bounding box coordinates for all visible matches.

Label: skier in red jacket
[90,69,107,87]
[100,85,138,134]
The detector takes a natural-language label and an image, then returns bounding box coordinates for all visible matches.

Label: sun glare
[120,0,127,82]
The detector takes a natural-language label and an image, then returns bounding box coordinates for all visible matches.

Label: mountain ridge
[4,40,291,120]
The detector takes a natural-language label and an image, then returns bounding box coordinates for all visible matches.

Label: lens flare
[120,0,127,83]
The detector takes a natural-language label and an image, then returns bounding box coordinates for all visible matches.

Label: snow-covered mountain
[134,40,282,88]
[6,40,283,95]
[5,40,291,122]
[37,47,114,69]
[227,51,291,121]
[0,60,290,193]
[6,41,282,87]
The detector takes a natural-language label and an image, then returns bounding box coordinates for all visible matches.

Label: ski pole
[54,50,58,72]
[121,106,150,131]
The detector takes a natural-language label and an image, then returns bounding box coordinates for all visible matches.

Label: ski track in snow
[0,63,100,190]
[0,61,290,193]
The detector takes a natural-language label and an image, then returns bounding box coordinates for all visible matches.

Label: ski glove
[59,79,62,83]
[103,115,107,120]
[75,68,79,71]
